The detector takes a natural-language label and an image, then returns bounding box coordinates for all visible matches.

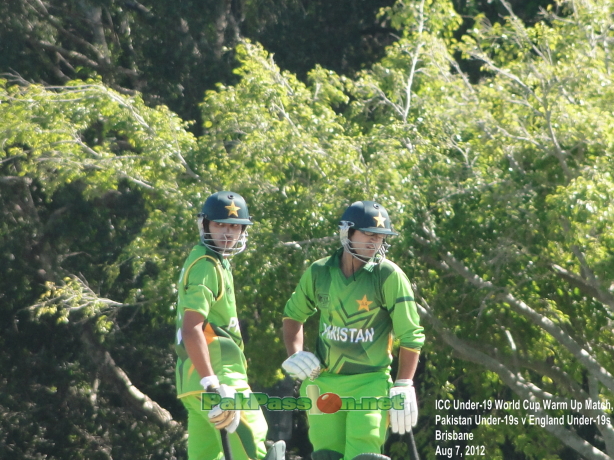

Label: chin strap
[197,216,247,257]
[339,221,388,266]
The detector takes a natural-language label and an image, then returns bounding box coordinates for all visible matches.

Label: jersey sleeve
[383,268,425,351]
[283,266,317,323]
[181,259,218,319]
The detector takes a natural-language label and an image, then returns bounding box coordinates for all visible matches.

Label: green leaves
[3,0,614,458]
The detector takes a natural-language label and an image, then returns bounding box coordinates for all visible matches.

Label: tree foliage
[352,0,614,458]
[0,0,399,129]
[1,0,614,459]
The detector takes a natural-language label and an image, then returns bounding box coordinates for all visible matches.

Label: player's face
[209,222,243,253]
[350,230,385,259]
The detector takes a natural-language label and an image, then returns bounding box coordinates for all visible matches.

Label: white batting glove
[282,351,321,380]
[389,379,418,434]
[201,376,241,433]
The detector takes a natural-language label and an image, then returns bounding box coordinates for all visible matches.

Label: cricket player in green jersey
[175,191,285,460]
[282,201,425,460]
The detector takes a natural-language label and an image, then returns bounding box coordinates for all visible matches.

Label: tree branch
[415,293,614,460]
[552,264,614,316]
[30,39,102,69]
[81,325,180,429]
[402,0,426,123]
[26,0,104,58]
[414,229,614,396]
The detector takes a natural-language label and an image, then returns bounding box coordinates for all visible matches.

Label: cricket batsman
[175,191,284,460]
[282,200,425,460]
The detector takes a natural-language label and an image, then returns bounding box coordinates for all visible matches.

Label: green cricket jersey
[284,248,425,375]
[175,244,248,398]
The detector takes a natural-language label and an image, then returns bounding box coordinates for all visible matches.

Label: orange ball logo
[316,392,343,414]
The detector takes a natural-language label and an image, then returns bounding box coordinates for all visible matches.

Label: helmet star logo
[356,295,373,312]
[373,211,386,228]
[225,200,241,217]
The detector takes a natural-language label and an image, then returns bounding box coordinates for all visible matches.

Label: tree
[0,44,376,456]
[343,0,614,458]
[0,0,399,132]
[0,78,196,459]
[3,0,614,458]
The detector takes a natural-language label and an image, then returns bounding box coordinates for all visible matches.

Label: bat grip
[221,428,233,460]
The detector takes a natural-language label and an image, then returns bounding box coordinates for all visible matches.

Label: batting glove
[389,379,418,434]
[201,376,241,433]
[282,351,321,380]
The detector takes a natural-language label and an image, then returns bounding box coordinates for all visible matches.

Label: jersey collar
[200,243,231,269]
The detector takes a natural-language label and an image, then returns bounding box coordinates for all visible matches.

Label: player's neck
[340,250,365,278]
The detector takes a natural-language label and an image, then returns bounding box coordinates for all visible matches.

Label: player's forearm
[396,347,420,381]
[183,325,215,378]
[283,318,304,356]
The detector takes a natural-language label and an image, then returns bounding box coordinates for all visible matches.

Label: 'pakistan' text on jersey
[284,248,424,375]
[175,244,247,398]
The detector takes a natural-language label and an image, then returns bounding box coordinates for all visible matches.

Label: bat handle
[221,428,233,460]
[407,429,420,460]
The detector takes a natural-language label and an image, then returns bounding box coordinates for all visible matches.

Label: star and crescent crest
[356,294,373,312]
[225,200,241,217]
[373,211,386,228]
